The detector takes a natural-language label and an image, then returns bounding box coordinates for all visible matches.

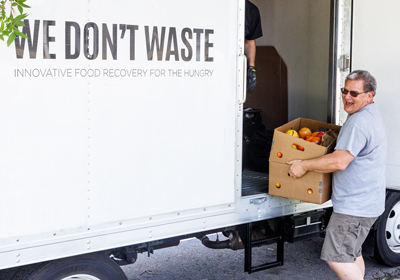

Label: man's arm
[245,39,256,67]
[288,149,355,179]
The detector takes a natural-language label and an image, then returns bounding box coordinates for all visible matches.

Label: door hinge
[339,55,350,72]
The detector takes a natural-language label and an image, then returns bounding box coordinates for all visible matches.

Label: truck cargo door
[351,0,400,188]
[0,0,243,237]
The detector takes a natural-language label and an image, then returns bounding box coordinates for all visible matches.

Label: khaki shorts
[320,212,377,263]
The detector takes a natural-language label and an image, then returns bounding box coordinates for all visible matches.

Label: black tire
[12,253,127,280]
[4,262,47,280]
[374,191,400,266]
[0,267,22,280]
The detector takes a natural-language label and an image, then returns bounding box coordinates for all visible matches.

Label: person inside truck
[287,70,387,280]
[245,0,263,93]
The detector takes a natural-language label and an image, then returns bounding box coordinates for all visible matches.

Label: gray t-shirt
[332,103,387,217]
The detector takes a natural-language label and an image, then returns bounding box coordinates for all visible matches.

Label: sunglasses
[341,88,369,98]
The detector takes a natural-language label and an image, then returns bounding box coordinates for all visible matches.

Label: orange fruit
[310,136,321,145]
[296,144,305,151]
[311,132,319,137]
[307,188,313,195]
[298,127,312,139]
[277,152,282,158]
[305,136,313,142]
[276,183,281,188]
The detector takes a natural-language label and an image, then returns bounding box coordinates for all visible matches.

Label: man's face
[342,80,373,115]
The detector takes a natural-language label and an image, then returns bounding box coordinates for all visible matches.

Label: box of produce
[268,118,341,204]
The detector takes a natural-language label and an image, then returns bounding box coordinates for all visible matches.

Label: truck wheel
[374,191,400,266]
[12,253,127,280]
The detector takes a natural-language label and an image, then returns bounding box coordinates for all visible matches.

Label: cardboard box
[268,118,341,204]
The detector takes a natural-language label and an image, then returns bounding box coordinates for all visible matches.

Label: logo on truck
[13,20,216,79]
[14,20,214,62]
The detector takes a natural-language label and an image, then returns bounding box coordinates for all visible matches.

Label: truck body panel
[351,0,400,189]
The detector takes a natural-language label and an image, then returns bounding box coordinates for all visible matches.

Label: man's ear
[367,91,374,103]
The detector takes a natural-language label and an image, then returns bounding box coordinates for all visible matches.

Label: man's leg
[355,256,365,277]
[321,213,377,280]
[326,260,364,280]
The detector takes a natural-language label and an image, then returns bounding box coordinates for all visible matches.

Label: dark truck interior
[242,46,288,197]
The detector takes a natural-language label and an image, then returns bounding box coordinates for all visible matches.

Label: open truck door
[349,0,400,267]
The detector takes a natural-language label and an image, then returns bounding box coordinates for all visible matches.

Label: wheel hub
[61,275,100,280]
[386,201,400,252]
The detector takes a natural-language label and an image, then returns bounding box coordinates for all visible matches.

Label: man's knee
[326,260,343,271]
[326,260,336,269]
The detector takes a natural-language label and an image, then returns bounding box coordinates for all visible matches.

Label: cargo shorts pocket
[341,222,362,258]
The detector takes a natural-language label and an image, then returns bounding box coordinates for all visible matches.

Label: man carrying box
[288,70,387,280]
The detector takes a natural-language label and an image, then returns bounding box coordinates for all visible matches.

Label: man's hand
[287,160,307,179]
[287,150,354,179]
[247,67,257,93]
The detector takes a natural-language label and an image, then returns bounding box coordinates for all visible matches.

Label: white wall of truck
[352,0,400,188]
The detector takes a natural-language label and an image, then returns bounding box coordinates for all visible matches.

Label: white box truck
[1,0,399,279]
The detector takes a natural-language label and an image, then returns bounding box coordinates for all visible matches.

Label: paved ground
[122,233,400,280]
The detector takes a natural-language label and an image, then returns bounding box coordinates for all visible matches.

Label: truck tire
[374,191,400,266]
[12,253,127,280]
[0,267,23,280]
[5,262,47,280]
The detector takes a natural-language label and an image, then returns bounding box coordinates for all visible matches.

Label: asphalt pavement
[121,233,400,280]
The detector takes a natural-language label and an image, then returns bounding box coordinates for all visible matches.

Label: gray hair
[345,70,377,96]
